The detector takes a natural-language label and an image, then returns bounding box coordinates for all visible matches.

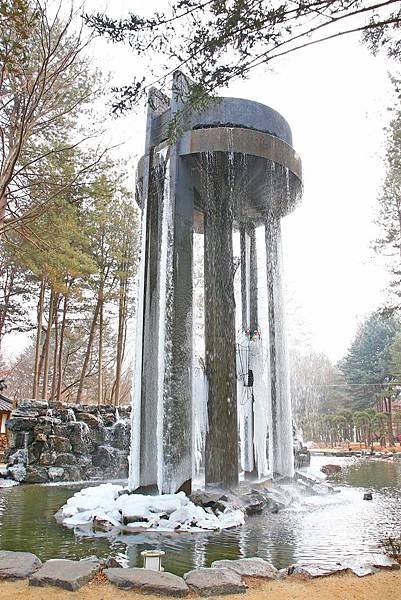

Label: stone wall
[5,400,131,483]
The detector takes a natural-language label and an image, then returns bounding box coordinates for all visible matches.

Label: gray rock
[8,449,27,466]
[0,550,42,579]
[211,557,277,579]
[321,464,342,475]
[92,445,117,468]
[39,450,57,466]
[190,490,223,507]
[29,558,100,591]
[105,567,189,597]
[19,399,48,411]
[8,464,26,482]
[345,561,376,577]
[77,412,100,428]
[184,567,246,595]
[54,452,76,467]
[242,492,266,515]
[48,435,72,454]
[25,466,49,483]
[365,553,400,570]
[48,467,64,481]
[288,563,347,578]
[7,417,37,431]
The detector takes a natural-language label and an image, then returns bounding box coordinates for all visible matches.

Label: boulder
[7,417,37,431]
[68,422,93,454]
[321,464,342,476]
[29,558,100,591]
[76,412,100,429]
[8,465,26,482]
[111,420,131,449]
[92,445,117,468]
[184,568,246,596]
[48,467,64,481]
[63,465,83,481]
[48,435,72,454]
[19,399,48,412]
[211,557,277,579]
[242,492,266,515]
[105,567,189,597]
[0,551,42,579]
[190,490,224,508]
[365,553,400,570]
[39,451,57,466]
[363,492,373,501]
[25,466,49,483]
[288,563,347,578]
[8,449,27,466]
[345,561,376,577]
[54,453,76,467]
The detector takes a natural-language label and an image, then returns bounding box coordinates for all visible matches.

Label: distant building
[0,392,12,451]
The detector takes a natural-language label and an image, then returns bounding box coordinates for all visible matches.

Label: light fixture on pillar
[141,549,165,571]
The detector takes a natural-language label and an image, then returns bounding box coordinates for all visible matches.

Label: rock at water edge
[365,553,400,570]
[29,558,100,591]
[288,563,348,578]
[211,557,277,579]
[184,568,246,596]
[0,551,42,579]
[105,567,189,597]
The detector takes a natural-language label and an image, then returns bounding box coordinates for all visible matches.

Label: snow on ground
[58,483,245,532]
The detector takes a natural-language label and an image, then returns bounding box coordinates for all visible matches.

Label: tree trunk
[50,293,60,402]
[114,255,128,407]
[56,294,68,402]
[98,298,104,406]
[387,396,395,446]
[76,297,101,403]
[32,276,45,399]
[41,289,55,400]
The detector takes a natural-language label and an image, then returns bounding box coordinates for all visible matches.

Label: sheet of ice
[58,485,244,533]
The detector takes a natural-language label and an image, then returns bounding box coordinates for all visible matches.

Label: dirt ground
[0,570,400,600]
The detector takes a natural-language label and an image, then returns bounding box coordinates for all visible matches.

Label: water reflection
[0,457,399,575]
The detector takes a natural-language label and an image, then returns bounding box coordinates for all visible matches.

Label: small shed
[0,393,12,451]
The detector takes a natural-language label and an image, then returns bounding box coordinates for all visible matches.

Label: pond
[0,456,400,576]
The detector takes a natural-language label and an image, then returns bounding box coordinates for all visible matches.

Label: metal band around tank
[178,127,302,183]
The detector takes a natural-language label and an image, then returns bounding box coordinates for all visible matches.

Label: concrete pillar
[204,154,238,487]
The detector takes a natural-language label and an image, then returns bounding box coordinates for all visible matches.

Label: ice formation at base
[58,483,245,532]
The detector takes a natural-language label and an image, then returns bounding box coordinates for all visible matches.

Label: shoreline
[0,570,400,599]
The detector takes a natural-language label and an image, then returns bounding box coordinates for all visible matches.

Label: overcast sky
[88,0,397,362]
[3,1,397,363]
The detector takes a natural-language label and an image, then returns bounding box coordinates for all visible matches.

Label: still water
[0,456,400,576]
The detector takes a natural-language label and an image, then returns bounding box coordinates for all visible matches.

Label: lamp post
[141,549,165,571]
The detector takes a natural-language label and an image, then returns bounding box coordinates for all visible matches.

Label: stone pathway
[105,567,189,596]
[29,557,100,591]
[211,557,278,579]
[0,551,42,579]
[184,567,247,595]
[0,549,398,595]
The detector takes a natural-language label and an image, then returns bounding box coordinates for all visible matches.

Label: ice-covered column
[265,213,294,478]
[239,225,258,478]
[129,76,193,495]
[204,154,238,487]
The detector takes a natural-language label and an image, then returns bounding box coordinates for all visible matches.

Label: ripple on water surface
[0,456,400,575]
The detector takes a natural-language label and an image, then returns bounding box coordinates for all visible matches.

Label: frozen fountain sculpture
[129,72,303,495]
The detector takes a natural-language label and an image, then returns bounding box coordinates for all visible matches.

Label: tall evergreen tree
[339,312,398,410]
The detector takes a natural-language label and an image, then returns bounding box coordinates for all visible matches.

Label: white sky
[2,1,397,363]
